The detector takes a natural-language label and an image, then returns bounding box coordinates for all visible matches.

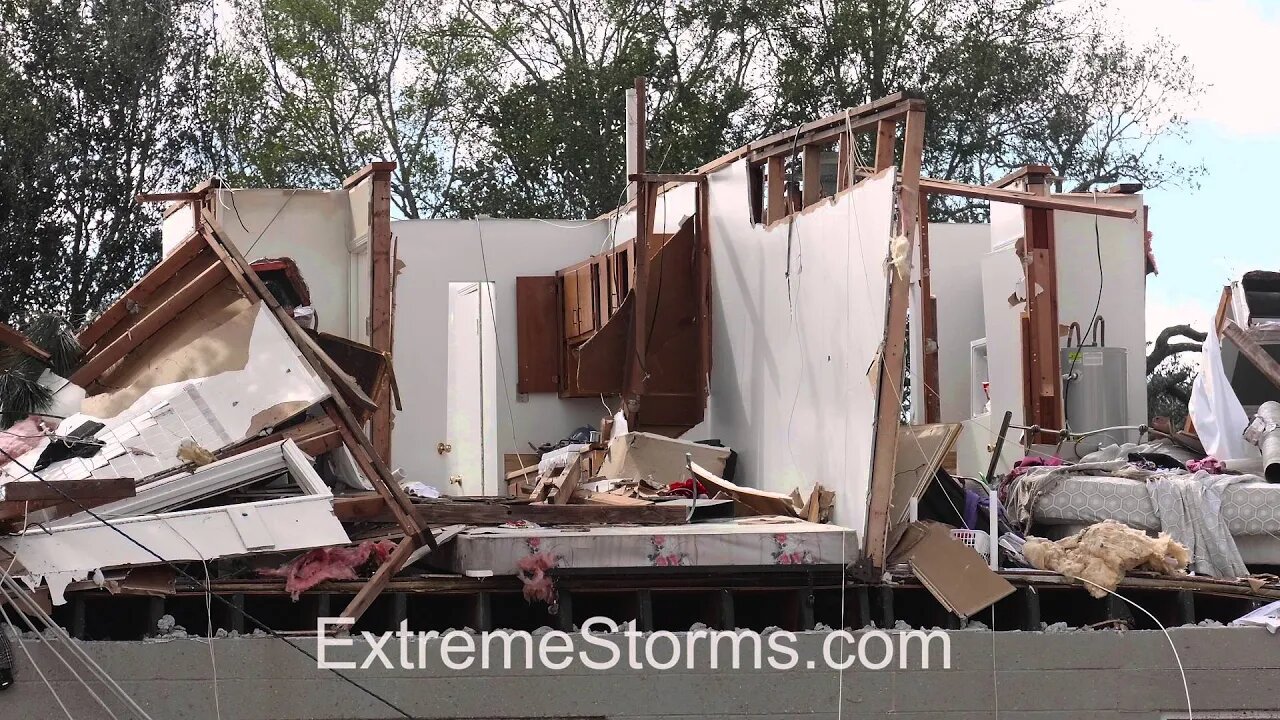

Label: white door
[445,282,498,495]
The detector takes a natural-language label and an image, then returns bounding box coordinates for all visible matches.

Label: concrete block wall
[2,628,1277,719]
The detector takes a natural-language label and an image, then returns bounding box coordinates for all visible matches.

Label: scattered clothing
[1146,470,1250,578]
[1186,456,1227,474]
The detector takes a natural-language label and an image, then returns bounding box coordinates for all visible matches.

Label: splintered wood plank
[864,108,926,572]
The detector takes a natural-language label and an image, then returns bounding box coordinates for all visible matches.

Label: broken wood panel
[71,259,230,386]
[314,332,389,403]
[332,494,688,526]
[1,477,136,503]
[77,233,210,352]
[515,276,561,393]
[1222,320,1280,391]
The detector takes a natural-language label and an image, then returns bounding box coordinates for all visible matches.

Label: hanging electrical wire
[0,445,417,720]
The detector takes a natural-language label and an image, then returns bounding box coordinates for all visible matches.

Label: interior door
[444,282,498,494]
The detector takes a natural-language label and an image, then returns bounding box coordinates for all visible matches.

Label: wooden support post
[873,119,895,170]
[624,77,650,423]
[367,166,396,465]
[919,192,940,423]
[695,178,712,389]
[801,145,822,206]
[766,155,786,222]
[863,107,926,572]
[836,132,851,191]
[339,535,421,622]
[1020,166,1062,442]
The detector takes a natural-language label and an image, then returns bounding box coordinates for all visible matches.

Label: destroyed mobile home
[2,88,1279,662]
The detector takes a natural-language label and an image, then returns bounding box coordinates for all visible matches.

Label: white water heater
[1062,344,1131,452]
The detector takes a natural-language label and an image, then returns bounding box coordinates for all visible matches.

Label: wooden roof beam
[919,178,1138,219]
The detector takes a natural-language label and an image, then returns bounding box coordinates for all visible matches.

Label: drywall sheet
[204,189,356,338]
[927,223,990,422]
[389,219,609,493]
[979,244,1028,472]
[612,165,896,530]
[0,304,328,485]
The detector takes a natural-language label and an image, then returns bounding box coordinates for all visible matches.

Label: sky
[1097,0,1280,339]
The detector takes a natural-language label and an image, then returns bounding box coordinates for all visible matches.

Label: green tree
[0,0,207,324]
[207,0,497,218]
[408,0,771,217]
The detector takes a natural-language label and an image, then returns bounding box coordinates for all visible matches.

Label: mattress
[438,518,857,576]
[1032,475,1280,565]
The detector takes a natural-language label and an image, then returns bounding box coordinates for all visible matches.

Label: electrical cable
[0,601,75,719]
[0,571,167,720]
[1074,577,1193,720]
[474,219,530,484]
[0,579,122,719]
[0,446,417,720]
[1062,195,1106,431]
[242,189,300,258]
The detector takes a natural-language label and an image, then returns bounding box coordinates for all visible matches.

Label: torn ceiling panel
[0,304,329,486]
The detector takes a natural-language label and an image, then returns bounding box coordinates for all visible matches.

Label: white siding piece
[53,439,318,524]
[3,439,349,604]
[6,492,348,605]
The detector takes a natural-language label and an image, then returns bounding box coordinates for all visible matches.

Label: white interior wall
[614,165,897,530]
[927,223,991,423]
[209,189,357,338]
[1053,194,1147,427]
[390,219,608,492]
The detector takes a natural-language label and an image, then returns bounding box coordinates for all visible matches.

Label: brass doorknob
[436,442,452,455]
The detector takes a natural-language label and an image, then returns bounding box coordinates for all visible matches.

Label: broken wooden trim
[989,164,1055,189]
[628,173,702,184]
[1,477,135,503]
[135,191,202,204]
[342,160,397,190]
[919,178,1137,219]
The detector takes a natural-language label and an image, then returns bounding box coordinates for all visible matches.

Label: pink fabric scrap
[1186,457,1227,474]
[259,540,396,600]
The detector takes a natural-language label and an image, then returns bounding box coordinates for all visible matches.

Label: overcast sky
[1098,0,1280,338]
